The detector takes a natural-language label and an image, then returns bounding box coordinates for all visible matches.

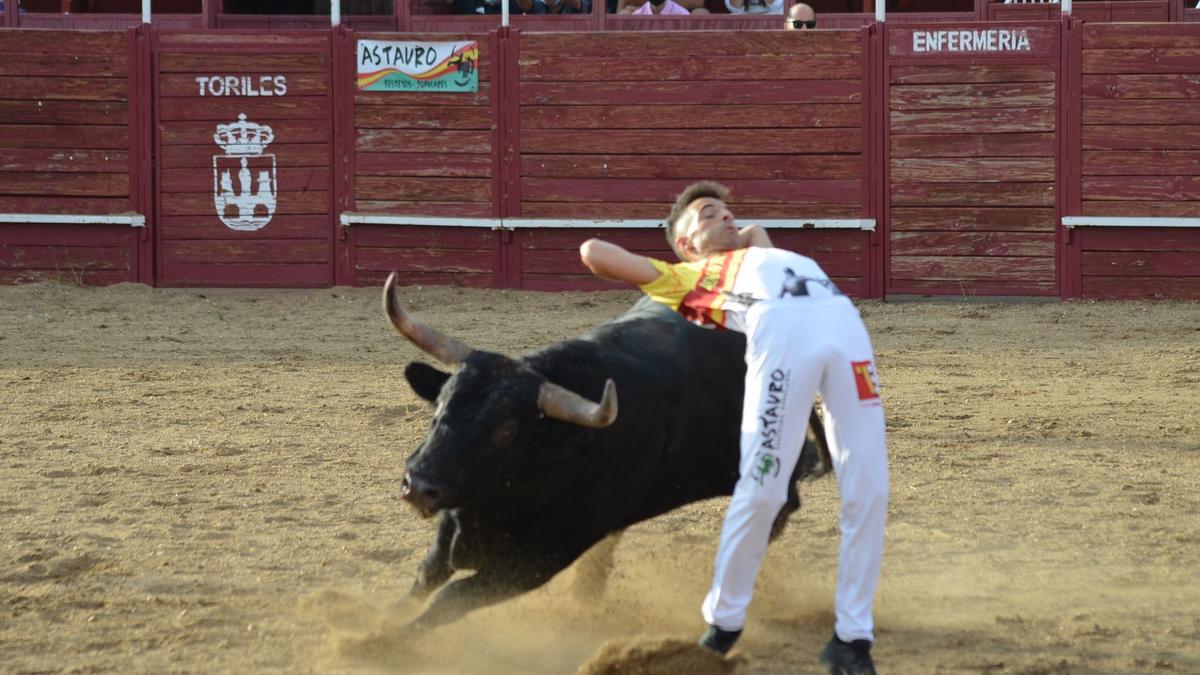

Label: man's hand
[580,238,659,286]
[737,224,773,249]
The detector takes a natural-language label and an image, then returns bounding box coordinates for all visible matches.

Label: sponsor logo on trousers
[751,368,789,485]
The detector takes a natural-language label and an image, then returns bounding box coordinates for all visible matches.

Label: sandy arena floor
[1,282,1198,674]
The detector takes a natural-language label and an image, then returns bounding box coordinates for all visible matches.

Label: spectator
[537,0,591,12]
[617,0,708,13]
[453,0,541,14]
[786,2,816,27]
[727,0,782,13]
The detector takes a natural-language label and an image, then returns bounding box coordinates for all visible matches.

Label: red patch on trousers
[852,360,880,401]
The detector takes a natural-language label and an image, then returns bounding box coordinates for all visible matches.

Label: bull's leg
[410,512,457,600]
[405,554,574,632]
[769,409,831,541]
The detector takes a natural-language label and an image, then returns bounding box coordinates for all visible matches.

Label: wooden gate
[153,31,335,287]
[884,22,1062,296]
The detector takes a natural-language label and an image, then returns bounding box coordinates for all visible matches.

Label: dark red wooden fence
[0,28,151,285]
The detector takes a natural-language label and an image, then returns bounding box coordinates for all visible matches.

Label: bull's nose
[400,472,443,518]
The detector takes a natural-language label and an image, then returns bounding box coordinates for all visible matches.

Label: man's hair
[665,180,730,254]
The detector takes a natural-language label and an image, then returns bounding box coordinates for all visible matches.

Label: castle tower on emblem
[213,113,277,231]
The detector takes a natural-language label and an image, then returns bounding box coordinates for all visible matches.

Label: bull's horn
[537,378,618,429]
[382,272,472,366]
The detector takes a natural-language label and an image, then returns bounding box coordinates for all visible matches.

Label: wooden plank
[355,269,492,288]
[0,100,128,125]
[520,104,860,131]
[0,223,134,247]
[519,31,862,59]
[0,76,128,101]
[355,247,494,274]
[891,182,1055,207]
[890,82,1056,111]
[353,200,496,217]
[0,196,131,214]
[355,83,492,107]
[520,154,861,180]
[521,177,860,205]
[1081,251,1200,276]
[890,107,1056,134]
[0,148,130,173]
[354,177,492,202]
[356,129,491,154]
[357,152,493,178]
[1082,176,1200,201]
[161,144,331,169]
[890,255,1056,281]
[160,120,330,146]
[1079,227,1200,252]
[157,73,329,98]
[156,32,329,50]
[0,125,130,150]
[0,245,129,271]
[890,157,1054,183]
[162,239,329,265]
[519,228,671,250]
[1082,125,1200,151]
[1081,73,1200,100]
[157,97,330,122]
[354,105,494,130]
[1083,100,1200,126]
[0,172,128,197]
[156,262,331,288]
[889,230,1055,256]
[1082,49,1200,75]
[160,167,331,193]
[1081,275,1200,300]
[1081,24,1200,49]
[160,191,327,217]
[522,128,861,155]
[160,215,330,241]
[518,54,862,83]
[521,80,863,106]
[890,207,1056,232]
[353,225,496,249]
[1080,200,1200,217]
[891,132,1056,158]
[0,52,127,77]
[158,52,329,73]
[889,278,1057,296]
[0,30,125,53]
[517,201,863,219]
[0,268,133,286]
[1083,150,1200,177]
[890,64,1056,85]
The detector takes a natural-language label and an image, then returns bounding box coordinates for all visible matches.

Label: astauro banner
[356,40,479,93]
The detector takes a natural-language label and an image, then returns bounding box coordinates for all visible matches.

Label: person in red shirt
[580,181,888,675]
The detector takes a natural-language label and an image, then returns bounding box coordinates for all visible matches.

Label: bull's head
[382,273,618,517]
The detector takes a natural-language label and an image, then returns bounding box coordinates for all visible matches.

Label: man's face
[786,5,814,29]
[677,197,740,260]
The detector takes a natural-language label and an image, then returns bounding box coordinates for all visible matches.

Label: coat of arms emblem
[213,113,277,231]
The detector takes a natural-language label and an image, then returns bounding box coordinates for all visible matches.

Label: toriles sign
[356,40,479,92]
[195,75,288,97]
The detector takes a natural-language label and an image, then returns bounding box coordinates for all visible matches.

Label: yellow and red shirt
[639,247,836,333]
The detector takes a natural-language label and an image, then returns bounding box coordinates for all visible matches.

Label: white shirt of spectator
[725,0,783,13]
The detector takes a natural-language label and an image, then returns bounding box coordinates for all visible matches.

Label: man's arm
[580,238,659,286]
[738,224,773,248]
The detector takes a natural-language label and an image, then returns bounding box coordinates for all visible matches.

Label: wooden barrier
[340,30,502,286]
[0,28,151,285]
[511,29,876,294]
[153,31,335,287]
[1069,22,1200,299]
[884,22,1062,296]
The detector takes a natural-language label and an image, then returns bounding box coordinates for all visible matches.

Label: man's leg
[700,310,822,650]
[817,305,889,660]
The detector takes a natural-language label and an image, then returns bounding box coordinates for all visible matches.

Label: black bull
[384,276,830,631]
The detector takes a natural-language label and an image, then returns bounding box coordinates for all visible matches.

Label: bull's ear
[405,362,450,402]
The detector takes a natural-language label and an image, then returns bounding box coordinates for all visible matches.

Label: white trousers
[701,296,889,643]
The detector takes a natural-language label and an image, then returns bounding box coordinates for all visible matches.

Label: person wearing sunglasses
[786,1,816,28]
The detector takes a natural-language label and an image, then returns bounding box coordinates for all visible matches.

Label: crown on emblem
[213,114,275,156]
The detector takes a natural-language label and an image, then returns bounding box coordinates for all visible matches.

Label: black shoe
[698,624,742,655]
[820,634,876,675]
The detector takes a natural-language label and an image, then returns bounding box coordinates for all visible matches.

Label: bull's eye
[491,420,518,447]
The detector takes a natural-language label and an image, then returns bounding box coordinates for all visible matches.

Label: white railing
[0,213,146,227]
[338,214,876,231]
[1062,217,1200,229]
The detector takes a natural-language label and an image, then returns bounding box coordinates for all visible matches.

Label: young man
[578,182,888,675]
